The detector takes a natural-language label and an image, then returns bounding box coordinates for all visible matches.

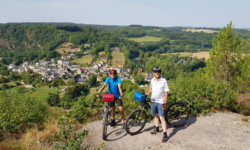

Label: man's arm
[97,83,107,94]
[146,89,152,96]
[118,84,123,99]
[164,92,168,104]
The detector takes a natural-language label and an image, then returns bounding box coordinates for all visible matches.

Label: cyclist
[97,69,125,128]
[146,66,169,143]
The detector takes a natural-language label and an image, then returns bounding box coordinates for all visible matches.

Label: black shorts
[110,98,123,107]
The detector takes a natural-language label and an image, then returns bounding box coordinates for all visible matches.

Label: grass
[162,51,210,59]
[111,52,125,66]
[126,36,162,43]
[56,42,81,54]
[98,51,105,56]
[72,54,93,64]
[183,29,218,34]
[31,87,58,101]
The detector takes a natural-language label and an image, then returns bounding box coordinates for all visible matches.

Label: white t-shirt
[150,77,169,104]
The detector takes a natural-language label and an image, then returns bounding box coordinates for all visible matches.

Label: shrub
[0,91,49,136]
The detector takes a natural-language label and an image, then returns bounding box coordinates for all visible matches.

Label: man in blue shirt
[97,69,125,128]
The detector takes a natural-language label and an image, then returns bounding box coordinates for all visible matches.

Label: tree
[87,75,97,87]
[207,22,244,86]
[47,93,60,106]
[67,79,76,86]
[134,74,144,84]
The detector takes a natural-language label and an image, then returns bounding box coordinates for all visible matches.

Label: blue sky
[0,0,249,28]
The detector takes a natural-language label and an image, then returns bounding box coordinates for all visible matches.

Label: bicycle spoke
[126,109,147,135]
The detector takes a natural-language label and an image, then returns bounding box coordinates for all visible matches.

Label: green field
[111,52,125,66]
[31,87,58,101]
[127,36,162,43]
[72,54,93,64]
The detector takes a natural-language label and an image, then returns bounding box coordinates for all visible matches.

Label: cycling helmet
[152,66,161,72]
[109,69,117,74]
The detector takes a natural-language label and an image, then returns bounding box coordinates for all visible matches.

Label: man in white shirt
[146,66,169,143]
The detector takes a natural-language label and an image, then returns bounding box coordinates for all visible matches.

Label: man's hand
[96,93,100,98]
[162,103,168,110]
[119,95,123,99]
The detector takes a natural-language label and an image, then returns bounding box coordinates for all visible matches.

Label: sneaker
[162,135,169,143]
[150,128,159,134]
[110,119,116,127]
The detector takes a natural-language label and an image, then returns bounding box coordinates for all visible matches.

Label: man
[97,69,125,128]
[146,66,169,143]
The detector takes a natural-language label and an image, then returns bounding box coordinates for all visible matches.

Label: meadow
[126,36,162,43]
[72,54,93,64]
[56,42,81,54]
[162,51,210,59]
[111,52,125,66]
[183,29,218,34]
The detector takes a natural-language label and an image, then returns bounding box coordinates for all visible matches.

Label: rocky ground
[81,111,250,150]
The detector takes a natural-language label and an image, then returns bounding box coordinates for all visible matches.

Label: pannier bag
[102,94,115,102]
[134,92,146,102]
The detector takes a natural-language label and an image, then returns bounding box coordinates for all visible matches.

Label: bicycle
[98,94,114,140]
[125,93,189,135]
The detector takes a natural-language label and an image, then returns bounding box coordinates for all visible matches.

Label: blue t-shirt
[104,76,122,98]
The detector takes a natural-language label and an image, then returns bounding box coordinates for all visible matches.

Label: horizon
[1,22,250,30]
[1,0,250,28]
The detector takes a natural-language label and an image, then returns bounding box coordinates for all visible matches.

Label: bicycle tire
[165,102,189,127]
[102,111,109,140]
[125,109,147,135]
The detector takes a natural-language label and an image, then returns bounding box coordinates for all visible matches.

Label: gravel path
[81,112,250,150]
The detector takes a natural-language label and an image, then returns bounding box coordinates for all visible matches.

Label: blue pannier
[134,92,146,102]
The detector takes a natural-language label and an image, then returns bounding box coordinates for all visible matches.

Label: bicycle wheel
[125,109,147,135]
[165,102,189,127]
[102,111,110,140]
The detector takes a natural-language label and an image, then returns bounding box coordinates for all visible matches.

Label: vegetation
[0,22,250,149]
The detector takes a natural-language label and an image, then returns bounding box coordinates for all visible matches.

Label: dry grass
[111,52,125,66]
[56,42,81,54]
[183,29,218,34]
[162,52,210,59]
[0,122,58,150]
[98,51,105,56]
[192,52,210,59]
[72,54,93,64]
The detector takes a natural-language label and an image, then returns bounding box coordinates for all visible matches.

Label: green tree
[47,93,60,106]
[207,22,244,86]
[134,74,144,84]
[87,75,97,87]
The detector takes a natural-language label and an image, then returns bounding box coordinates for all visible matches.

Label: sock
[163,132,167,136]
[156,126,159,131]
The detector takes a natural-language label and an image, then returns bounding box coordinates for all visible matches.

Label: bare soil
[81,112,250,150]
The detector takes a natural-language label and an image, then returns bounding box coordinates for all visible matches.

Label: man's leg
[118,106,125,124]
[159,109,169,143]
[159,116,167,132]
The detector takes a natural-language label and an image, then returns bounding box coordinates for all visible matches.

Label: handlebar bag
[134,92,146,102]
[102,94,115,102]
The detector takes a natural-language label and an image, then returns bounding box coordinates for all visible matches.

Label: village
[7,53,153,88]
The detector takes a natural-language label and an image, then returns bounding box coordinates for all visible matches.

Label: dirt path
[81,112,250,150]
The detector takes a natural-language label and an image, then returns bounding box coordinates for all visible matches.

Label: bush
[238,94,250,116]
[169,70,239,116]
[0,91,49,135]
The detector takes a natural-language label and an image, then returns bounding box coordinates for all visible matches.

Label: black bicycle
[98,94,114,140]
[125,94,189,135]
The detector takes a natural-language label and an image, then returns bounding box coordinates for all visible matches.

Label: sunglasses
[153,71,161,73]
[110,73,117,75]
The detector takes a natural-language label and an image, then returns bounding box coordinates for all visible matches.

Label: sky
[0,0,249,28]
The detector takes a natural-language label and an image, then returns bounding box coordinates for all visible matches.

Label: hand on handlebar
[162,103,168,110]
[96,93,100,98]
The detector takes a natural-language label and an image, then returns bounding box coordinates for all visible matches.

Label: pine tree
[207,22,244,86]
